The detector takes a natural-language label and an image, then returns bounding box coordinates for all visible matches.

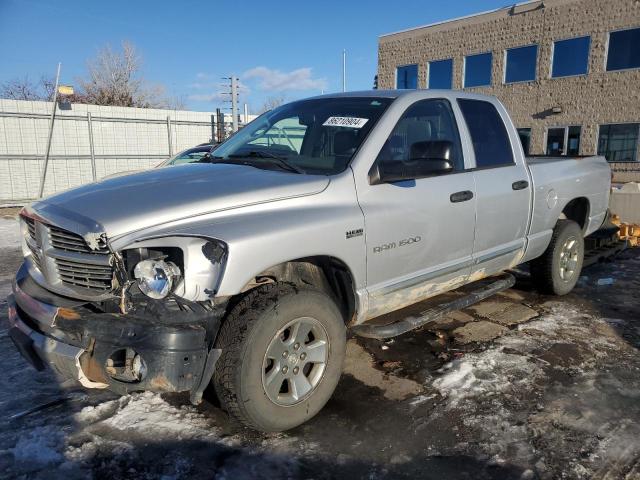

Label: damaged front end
[8,209,229,405]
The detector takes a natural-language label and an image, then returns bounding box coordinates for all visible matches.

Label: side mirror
[197,152,212,163]
[369,140,455,184]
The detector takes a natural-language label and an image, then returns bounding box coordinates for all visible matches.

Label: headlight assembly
[133,259,181,299]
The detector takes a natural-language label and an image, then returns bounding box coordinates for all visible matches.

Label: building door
[546,126,581,156]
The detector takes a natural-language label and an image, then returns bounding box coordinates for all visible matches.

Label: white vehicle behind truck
[8,90,610,432]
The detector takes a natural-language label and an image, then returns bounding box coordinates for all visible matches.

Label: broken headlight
[133,259,181,299]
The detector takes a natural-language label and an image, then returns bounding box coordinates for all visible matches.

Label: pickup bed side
[521,155,611,263]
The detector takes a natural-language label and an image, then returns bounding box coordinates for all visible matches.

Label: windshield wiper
[196,153,224,164]
[228,151,305,174]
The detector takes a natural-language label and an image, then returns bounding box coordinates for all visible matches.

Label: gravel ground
[1,216,640,479]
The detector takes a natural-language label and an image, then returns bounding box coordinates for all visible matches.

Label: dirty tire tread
[530,219,583,296]
[213,282,296,431]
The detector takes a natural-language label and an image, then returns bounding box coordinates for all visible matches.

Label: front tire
[213,283,346,432]
[530,219,584,295]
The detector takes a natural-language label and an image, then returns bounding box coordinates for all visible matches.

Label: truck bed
[521,154,611,263]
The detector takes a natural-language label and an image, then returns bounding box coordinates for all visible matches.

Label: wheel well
[561,197,590,231]
[240,257,357,324]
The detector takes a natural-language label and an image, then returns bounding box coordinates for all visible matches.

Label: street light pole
[38,62,61,198]
[342,49,346,92]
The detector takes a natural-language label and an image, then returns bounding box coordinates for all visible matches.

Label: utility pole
[342,49,347,92]
[231,76,238,132]
[216,108,225,142]
[243,103,249,125]
[39,62,61,198]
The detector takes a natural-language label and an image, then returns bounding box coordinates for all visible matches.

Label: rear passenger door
[457,99,531,277]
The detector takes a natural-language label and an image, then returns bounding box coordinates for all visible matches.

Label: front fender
[109,172,367,300]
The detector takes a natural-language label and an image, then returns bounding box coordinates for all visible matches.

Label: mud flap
[189,348,222,405]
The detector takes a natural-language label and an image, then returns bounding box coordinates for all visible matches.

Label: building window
[552,36,590,78]
[396,64,418,89]
[517,128,532,155]
[458,99,514,167]
[546,126,581,156]
[504,45,538,83]
[464,52,492,88]
[428,59,453,89]
[606,28,640,72]
[598,123,640,162]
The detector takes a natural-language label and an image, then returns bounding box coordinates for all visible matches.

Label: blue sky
[0,0,508,113]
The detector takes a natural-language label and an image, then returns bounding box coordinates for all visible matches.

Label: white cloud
[243,66,327,92]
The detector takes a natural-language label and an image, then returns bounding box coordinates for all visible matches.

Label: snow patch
[101,392,219,439]
[433,349,541,405]
[10,426,64,465]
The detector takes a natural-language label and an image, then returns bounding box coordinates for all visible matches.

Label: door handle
[450,190,474,203]
[512,180,529,190]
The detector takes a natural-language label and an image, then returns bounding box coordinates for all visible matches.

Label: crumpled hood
[35,163,329,238]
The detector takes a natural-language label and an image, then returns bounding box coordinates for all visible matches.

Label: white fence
[0,99,217,202]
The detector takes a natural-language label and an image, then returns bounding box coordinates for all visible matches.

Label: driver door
[355,99,477,319]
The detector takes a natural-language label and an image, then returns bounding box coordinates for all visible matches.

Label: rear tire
[530,219,584,295]
[213,282,346,432]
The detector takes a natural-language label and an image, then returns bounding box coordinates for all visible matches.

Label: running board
[351,273,516,340]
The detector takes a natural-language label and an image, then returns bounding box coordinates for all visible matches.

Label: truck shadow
[0,365,531,479]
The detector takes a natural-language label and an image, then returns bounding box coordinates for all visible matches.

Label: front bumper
[7,263,223,402]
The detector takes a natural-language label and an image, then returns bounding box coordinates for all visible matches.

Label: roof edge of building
[379,0,544,39]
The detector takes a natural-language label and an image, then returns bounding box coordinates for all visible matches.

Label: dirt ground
[1,215,640,479]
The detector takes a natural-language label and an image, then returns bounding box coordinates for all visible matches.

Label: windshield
[162,146,211,166]
[211,97,393,175]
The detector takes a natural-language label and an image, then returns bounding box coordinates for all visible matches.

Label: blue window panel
[552,36,590,78]
[464,53,492,88]
[428,59,453,89]
[505,45,538,83]
[607,28,640,71]
[598,123,639,162]
[396,64,418,89]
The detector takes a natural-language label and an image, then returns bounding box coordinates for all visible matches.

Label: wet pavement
[1,214,640,479]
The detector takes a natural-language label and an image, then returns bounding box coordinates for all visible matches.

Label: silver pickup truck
[7,90,610,432]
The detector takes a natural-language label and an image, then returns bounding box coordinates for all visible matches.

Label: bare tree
[79,41,170,108]
[0,76,47,101]
[259,95,287,113]
[2,42,179,109]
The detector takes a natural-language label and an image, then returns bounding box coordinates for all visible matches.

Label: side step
[351,273,516,340]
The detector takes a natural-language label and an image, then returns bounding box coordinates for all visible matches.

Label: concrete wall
[0,99,216,202]
[377,0,640,180]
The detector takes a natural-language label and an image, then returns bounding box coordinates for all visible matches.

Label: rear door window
[458,99,514,168]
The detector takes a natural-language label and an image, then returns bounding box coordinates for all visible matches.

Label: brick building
[377,0,640,181]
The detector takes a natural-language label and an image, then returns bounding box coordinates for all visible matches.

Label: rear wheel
[530,219,584,295]
[213,283,346,432]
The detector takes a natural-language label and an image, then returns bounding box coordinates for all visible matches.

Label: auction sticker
[323,116,369,128]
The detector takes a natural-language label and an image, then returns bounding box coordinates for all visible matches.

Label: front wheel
[530,219,584,295]
[213,283,346,432]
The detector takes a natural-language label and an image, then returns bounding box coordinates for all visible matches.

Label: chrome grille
[55,258,114,291]
[49,225,109,254]
[26,240,43,271]
[24,216,36,241]
[23,217,114,297]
